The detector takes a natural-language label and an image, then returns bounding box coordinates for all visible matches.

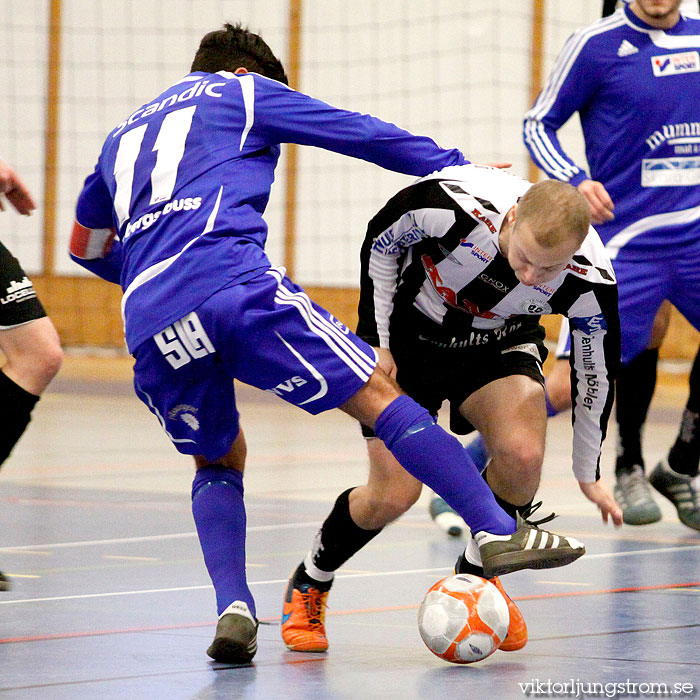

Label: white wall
[3,0,605,286]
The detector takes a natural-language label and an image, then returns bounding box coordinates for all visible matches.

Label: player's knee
[36,342,63,386]
[492,436,543,482]
[363,484,420,527]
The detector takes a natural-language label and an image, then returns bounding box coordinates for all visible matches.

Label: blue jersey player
[523,0,700,530]
[70,24,585,664]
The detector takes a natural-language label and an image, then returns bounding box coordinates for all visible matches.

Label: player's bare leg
[451,374,547,651]
[0,317,62,591]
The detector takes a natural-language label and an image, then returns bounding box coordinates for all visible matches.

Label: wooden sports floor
[1,356,698,700]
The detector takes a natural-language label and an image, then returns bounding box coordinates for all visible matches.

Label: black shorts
[362,318,547,437]
[0,241,46,329]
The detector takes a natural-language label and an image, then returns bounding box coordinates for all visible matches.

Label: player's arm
[69,165,122,285]
[0,158,35,215]
[523,32,600,188]
[253,76,468,176]
[567,282,622,525]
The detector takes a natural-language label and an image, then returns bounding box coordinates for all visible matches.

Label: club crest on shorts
[168,404,200,431]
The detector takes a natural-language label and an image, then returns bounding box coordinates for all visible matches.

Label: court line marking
[0,521,322,551]
[1,580,699,646]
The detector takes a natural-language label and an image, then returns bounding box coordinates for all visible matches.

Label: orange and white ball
[418,574,510,664]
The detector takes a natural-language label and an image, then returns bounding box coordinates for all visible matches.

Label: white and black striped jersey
[357,164,620,483]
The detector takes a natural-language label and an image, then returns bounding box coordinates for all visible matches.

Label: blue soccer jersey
[72,71,467,352]
[524,4,700,256]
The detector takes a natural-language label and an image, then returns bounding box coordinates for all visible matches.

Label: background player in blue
[69,24,585,664]
[0,158,63,591]
[523,0,700,530]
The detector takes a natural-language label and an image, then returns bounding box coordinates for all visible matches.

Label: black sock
[307,488,383,577]
[615,349,658,475]
[668,349,700,478]
[483,468,533,519]
[0,371,40,467]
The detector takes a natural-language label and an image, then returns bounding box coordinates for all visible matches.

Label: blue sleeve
[69,240,123,285]
[523,32,601,185]
[254,78,468,176]
[71,163,123,284]
[75,164,115,229]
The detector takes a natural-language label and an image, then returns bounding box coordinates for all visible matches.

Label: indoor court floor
[0,356,698,700]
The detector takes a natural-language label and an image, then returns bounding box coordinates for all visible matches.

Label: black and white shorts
[0,241,46,330]
[362,317,547,437]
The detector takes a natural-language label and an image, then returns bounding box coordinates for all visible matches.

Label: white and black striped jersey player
[357,164,620,485]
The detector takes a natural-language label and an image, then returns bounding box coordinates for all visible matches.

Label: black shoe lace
[518,501,557,528]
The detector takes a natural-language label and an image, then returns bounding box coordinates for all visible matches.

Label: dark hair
[191,22,288,84]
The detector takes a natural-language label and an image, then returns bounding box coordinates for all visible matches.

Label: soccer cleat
[429,495,467,537]
[649,459,700,532]
[454,552,527,651]
[206,600,258,664]
[614,465,662,525]
[281,567,330,652]
[475,503,585,578]
[0,570,10,591]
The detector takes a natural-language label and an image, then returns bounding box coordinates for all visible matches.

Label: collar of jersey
[623,3,684,33]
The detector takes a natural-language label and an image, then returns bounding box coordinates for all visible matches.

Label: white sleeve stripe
[237,74,255,150]
[524,16,623,178]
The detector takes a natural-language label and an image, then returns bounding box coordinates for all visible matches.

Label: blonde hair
[516,180,590,248]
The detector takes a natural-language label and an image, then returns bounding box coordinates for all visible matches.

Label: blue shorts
[555,236,700,365]
[132,267,377,461]
[613,240,700,364]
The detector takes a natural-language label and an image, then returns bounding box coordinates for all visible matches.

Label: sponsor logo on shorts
[168,404,200,431]
[651,51,700,77]
[328,315,349,334]
[0,276,36,305]
[502,342,541,362]
[266,375,308,397]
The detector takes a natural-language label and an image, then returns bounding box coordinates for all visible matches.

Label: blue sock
[465,434,489,473]
[374,396,515,535]
[191,466,255,617]
[545,389,560,418]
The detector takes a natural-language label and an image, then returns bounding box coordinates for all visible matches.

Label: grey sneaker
[207,601,258,664]
[649,459,700,532]
[429,495,467,537]
[614,465,662,525]
[475,504,585,578]
[0,570,10,591]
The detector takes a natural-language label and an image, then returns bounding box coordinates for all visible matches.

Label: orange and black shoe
[454,551,527,651]
[281,563,331,652]
[489,576,527,651]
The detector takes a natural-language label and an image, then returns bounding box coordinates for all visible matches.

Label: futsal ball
[417,574,510,664]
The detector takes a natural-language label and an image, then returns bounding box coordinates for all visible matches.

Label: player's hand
[477,162,512,170]
[578,479,623,527]
[0,160,36,216]
[577,179,614,224]
[375,346,397,380]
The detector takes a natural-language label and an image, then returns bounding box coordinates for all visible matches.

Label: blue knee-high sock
[374,396,515,535]
[545,389,560,418]
[192,466,255,617]
[465,434,488,473]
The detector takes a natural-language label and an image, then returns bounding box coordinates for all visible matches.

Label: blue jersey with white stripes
[74,71,467,352]
[524,4,700,256]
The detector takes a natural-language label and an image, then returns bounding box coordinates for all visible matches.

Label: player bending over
[282,166,622,655]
